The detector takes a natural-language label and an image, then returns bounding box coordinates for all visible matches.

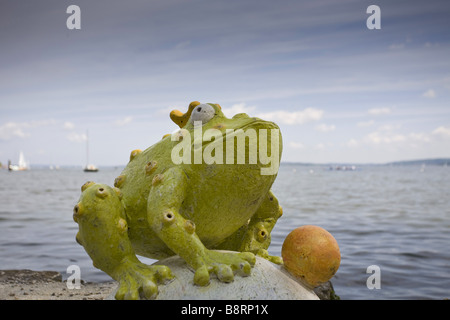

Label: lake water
[0,163,449,300]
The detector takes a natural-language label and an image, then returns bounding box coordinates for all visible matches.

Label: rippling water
[1,164,449,299]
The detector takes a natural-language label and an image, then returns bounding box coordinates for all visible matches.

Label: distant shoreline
[2,157,449,170]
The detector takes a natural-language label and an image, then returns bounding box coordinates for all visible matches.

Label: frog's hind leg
[73,182,173,300]
[216,190,283,264]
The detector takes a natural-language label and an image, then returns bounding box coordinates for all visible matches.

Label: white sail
[18,152,27,168]
[9,151,29,171]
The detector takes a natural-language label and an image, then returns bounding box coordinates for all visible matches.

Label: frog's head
[170,101,282,176]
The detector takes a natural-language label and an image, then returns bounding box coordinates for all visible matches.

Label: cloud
[366,131,406,144]
[0,122,29,140]
[0,119,56,140]
[432,126,450,137]
[63,121,75,130]
[389,43,405,50]
[114,116,133,126]
[315,123,336,132]
[288,141,304,149]
[360,129,435,146]
[314,143,325,150]
[222,103,256,118]
[368,107,391,115]
[346,139,358,148]
[256,107,323,125]
[422,89,436,98]
[67,132,87,143]
[357,120,375,127]
[408,132,430,143]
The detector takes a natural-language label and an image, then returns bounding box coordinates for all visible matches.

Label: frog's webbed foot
[193,250,256,286]
[114,259,173,300]
[254,248,283,265]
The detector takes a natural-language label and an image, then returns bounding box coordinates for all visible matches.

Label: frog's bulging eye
[190,104,215,124]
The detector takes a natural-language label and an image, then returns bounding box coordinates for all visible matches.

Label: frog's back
[115,137,175,212]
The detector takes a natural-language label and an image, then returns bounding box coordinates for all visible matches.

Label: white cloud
[114,116,133,126]
[67,132,87,143]
[432,126,450,137]
[0,119,56,140]
[366,131,406,144]
[288,141,304,149]
[408,132,430,143]
[63,121,75,130]
[368,107,391,115]
[346,138,358,148]
[422,89,436,98]
[315,123,335,132]
[362,130,435,146]
[378,124,401,132]
[357,120,375,127]
[256,107,323,125]
[0,122,29,140]
[314,143,325,150]
[222,103,256,118]
[389,43,405,50]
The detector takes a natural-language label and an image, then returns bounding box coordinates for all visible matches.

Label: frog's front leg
[217,190,283,264]
[74,182,173,300]
[147,167,256,286]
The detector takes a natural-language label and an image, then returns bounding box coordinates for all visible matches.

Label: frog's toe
[193,265,208,286]
[115,277,142,300]
[152,264,174,284]
[193,250,256,286]
[238,252,256,267]
[236,260,252,276]
[113,263,174,300]
[268,255,283,265]
[255,249,283,265]
[115,274,159,300]
[216,265,234,283]
[141,279,158,300]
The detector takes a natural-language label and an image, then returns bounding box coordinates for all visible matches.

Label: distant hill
[280,158,450,167]
[385,158,450,166]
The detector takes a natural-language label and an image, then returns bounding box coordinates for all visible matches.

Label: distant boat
[84,130,98,172]
[84,164,99,172]
[8,151,30,171]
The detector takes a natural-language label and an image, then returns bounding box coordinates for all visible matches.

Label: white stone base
[107,254,319,300]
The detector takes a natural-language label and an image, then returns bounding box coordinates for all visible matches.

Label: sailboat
[84,130,98,172]
[8,151,30,171]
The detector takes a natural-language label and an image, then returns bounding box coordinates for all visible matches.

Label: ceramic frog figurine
[73,101,283,300]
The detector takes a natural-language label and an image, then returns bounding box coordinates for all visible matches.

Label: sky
[1,0,450,167]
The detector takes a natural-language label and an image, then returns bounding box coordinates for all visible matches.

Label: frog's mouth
[196,118,280,146]
[239,118,280,132]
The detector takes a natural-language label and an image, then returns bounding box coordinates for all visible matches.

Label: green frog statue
[73,101,283,299]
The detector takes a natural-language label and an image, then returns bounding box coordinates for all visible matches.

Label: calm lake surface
[0,163,449,299]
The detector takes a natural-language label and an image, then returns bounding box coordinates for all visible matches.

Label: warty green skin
[73,103,283,300]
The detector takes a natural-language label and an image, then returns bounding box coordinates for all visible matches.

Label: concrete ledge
[0,269,115,300]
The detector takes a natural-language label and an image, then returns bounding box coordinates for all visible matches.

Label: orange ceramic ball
[282,225,341,288]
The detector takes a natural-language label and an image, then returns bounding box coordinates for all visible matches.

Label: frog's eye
[190,104,215,124]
